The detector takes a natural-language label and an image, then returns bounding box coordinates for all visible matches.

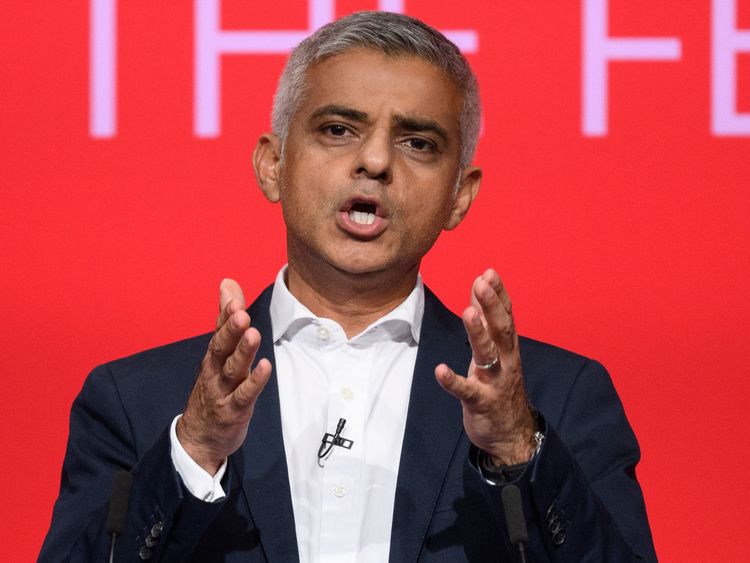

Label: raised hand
[176,279,272,474]
[435,269,537,466]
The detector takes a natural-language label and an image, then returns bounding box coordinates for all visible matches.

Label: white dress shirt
[171,267,424,562]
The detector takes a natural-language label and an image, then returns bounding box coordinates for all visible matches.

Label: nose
[352,130,393,184]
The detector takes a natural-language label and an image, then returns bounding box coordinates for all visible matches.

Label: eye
[403,137,437,152]
[323,124,350,136]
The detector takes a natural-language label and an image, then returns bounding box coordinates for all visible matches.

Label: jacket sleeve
[38,364,227,562]
[475,359,657,562]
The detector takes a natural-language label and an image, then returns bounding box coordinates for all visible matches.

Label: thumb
[434,364,474,403]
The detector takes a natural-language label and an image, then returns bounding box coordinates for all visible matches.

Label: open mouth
[348,201,378,225]
[337,196,389,238]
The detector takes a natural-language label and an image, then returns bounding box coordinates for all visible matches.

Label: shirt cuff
[471,413,547,486]
[170,414,227,502]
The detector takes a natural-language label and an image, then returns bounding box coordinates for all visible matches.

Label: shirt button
[333,484,347,498]
[317,326,330,341]
[340,388,354,401]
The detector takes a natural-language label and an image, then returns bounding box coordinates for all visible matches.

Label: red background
[2,1,749,560]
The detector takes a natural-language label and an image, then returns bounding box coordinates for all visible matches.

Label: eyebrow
[310,105,369,123]
[310,104,449,144]
[393,115,448,144]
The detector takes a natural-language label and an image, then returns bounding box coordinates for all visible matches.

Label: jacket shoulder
[104,332,212,383]
[519,336,613,430]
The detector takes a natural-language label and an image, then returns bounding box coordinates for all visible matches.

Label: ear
[443,165,481,230]
[253,133,283,203]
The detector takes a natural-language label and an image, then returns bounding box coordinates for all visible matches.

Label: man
[40,11,656,562]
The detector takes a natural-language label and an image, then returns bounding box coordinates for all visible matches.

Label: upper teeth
[350,210,376,225]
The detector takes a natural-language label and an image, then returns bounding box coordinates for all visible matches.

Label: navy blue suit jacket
[40,286,656,562]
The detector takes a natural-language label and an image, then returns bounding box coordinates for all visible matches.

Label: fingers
[462,307,499,372]
[217,279,247,330]
[177,281,267,473]
[480,269,511,314]
[207,309,251,369]
[471,270,517,356]
[437,269,532,460]
[221,327,262,389]
[230,358,272,409]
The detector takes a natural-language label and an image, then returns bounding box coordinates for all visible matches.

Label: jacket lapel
[237,286,300,563]
[389,288,472,562]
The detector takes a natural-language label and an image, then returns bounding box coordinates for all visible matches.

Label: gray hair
[271,11,481,167]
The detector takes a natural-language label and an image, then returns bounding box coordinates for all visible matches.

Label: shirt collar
[269,265,424,344]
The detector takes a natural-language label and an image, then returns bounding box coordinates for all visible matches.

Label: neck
[285,260,419,339]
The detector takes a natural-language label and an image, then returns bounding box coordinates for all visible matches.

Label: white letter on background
[582,0,682,136]
[194,0,478,137]
[712,0,750,135]
[90,0,117,138]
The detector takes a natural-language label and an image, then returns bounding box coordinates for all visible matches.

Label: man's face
[257,48,480,279]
